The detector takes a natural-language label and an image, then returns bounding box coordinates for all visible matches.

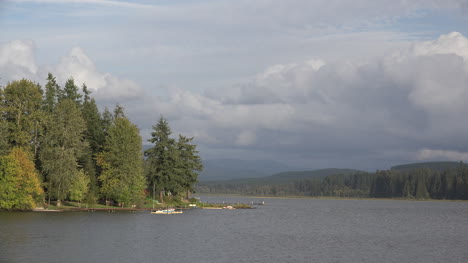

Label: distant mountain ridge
[269,168,362,182]
[391,161,460,172]
[199,159,303,181]
[202,168,363,185]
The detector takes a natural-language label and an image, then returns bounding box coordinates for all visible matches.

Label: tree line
[197,164,468,200]
[0,75,202,210]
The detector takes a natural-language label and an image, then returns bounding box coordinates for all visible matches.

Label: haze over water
[1,197,467,263]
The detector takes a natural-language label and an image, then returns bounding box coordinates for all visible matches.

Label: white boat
[150,208,183,214]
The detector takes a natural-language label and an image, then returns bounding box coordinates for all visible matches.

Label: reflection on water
[1,197,468,263]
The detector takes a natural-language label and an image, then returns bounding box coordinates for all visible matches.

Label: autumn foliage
[0,148,44,210]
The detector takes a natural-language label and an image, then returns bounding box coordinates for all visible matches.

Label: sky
[1,0,468,170]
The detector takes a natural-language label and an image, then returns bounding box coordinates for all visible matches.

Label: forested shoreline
[0,75,202,210]
[197,165,468,200]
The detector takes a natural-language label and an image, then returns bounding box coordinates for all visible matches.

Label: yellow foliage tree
[0,148,44,210]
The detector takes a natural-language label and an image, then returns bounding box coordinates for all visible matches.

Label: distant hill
[391,161,460,172]
[202,168,363,185]
[142,147,304,181]
[198,159,301,181]
[269,168,362,183]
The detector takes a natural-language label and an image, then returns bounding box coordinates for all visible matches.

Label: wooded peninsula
[0,75,202,211]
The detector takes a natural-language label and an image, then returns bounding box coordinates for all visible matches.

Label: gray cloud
[131,32,468,169]
[2,22,468,170]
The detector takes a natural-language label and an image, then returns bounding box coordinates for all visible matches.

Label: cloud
[0,40,37,82]
[7,0,151,9]
[140,32,468,169]
[53,47,143,102]
[0,40,142,102]
[236,130,256,146]
[3,32,468,170]
[417,149,468,162]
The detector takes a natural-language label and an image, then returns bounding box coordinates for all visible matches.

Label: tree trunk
[159,190,164,203]
[152,183,156,210]
[57,199,62,207]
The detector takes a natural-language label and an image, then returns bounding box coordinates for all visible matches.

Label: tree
[145,116,179,202]
[43,73,60,112]
[61,77,82,104]
[101,107,113,136]
[69,170,90,208]
[0,119,9,156]
[40,99,87,206]
[80,87,104,201]
[177,135,203,198]
[98,107,145,207]
[0,148,44,210]
[1,79,44,150]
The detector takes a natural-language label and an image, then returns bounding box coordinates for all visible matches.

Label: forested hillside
[0,75,202,210]
[197,164,468,200]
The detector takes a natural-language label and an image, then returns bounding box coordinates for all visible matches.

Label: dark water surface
[1,197,467,263]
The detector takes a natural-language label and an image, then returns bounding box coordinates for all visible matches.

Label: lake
[1,197,467,263]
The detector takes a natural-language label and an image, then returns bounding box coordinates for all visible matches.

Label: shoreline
[196,193,468,202]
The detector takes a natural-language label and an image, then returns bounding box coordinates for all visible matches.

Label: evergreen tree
[101,107,113,136]
[39,99,87,206]
[176,135,203,198]
[43,73,60,112]
[80,87,104,201]
[61,77,82,105]
[97,107,145,207]
[145,116,179,202]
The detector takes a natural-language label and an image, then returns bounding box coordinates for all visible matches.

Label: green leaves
[98,108,145,206]
[145,116,203,200]
[1,79,44,149]
[1,75,205,209]
[40,99,87,204]
[69,170,90,207]
[0,148,44,210]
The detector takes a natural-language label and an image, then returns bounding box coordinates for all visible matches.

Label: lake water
[1,197,467,263]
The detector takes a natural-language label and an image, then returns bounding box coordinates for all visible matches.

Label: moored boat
[150,208,183,214]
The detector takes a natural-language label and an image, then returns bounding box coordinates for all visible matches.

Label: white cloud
[417,149,468,161]
[53,47,142,101]
[0,40,37,81]
[410,32,468,59]
[0,40,142,102]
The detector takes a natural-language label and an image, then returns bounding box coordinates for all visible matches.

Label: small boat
[150,208,183,214]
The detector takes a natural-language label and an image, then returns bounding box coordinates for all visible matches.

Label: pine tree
[80,87,104,202]
[43,73,60,112]
[97,106,145,207]
[145,116,179,202]
[61,77,82,105]
[177,135,203,198]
